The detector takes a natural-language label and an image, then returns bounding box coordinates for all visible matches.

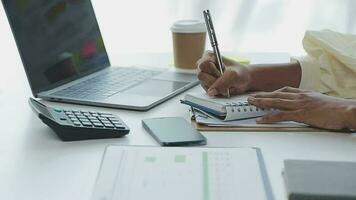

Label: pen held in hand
[203,9,230,97]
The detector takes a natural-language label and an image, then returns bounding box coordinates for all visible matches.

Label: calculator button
[115,126,126,129]
[114,125,124,129]
[103,123,114,128]
[114,123,125,127]
[80,119,90,122]
[81,122,93,127]
[112,122,123,126]
[98,112,111,115]
[54,108,62,113]
[100,115,113,118]
[98,117,108,121]
[88,116,97,120]
[101,120,111,124]
[73,122,81,126]
[67,114,75,118]
[91,113,99,117]
[100,113,115,117]
[93,123,104,127]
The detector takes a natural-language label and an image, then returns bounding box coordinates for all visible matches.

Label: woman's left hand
[247,87,356,130]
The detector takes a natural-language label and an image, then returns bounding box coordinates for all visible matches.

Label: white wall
[1,0,355,65]
[92,0,356,58]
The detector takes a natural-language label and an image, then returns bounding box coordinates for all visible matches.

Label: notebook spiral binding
[225,101,272,113]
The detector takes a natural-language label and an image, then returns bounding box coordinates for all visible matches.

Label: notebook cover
[283,160,356,200]
[191,120,320,132]
[180,99,226,117]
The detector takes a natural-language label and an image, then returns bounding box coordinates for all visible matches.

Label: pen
[203,9,230,97]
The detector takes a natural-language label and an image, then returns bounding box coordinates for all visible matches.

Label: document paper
[91,146,273,200]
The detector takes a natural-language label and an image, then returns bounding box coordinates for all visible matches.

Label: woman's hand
[197,51,251,96]
[247,87,356,130]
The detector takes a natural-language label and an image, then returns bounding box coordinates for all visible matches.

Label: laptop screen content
[2,0,110,93]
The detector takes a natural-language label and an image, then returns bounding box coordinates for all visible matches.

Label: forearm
[247,62,302,92]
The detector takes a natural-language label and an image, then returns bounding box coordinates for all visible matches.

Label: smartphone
[142,117,206,146]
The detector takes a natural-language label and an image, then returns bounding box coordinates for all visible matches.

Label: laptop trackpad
[123,80,189,97]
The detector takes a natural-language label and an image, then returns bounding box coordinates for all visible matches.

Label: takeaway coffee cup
[171,20,206,69]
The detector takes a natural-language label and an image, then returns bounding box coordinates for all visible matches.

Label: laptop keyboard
[51,67,162,100]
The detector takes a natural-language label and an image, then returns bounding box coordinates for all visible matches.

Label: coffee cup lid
[171,20,206,33]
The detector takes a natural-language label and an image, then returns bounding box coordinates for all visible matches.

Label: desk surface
[1,52,356,200]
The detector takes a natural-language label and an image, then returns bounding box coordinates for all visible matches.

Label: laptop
[2,0,199,111]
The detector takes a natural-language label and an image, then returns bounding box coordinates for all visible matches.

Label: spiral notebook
[181,92,276,121]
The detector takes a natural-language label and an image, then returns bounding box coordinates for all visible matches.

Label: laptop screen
[2,0,110,94]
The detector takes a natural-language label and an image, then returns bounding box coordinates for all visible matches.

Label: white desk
[1,52,356,200]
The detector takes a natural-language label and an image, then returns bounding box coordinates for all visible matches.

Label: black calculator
[29,98,130,141]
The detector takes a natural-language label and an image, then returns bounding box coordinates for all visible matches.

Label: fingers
[208,71,236,96]
[256,111,300,124]
[277,86,308,93]
[250,91,299,100]
[197,51,222,78]
[198,72,217,90]
[197,61,221,78]
[247,87,313,110]
[196,51,216,69]
[248,96,301,110]
[200,50,217,63]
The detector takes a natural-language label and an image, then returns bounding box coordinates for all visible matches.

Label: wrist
[245,62,302,92]
[246,65,260,91]
[344,102,356,130]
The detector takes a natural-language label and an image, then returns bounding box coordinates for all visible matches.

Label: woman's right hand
[196,51,252,97]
